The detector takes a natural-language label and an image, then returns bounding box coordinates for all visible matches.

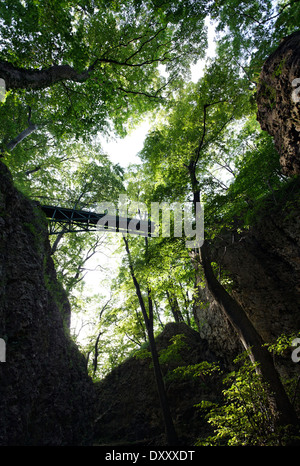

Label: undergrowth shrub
[196,351,299,446]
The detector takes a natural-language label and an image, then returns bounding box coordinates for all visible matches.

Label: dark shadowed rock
[0,161,95,445]
[256,31,300,176]
[93,322,223,446]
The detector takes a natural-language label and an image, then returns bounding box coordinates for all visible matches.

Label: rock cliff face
[0,161,95,445]
[194,181,300,380]
[256,31,300,176]
[193,282,242,368]
[214,190,300,344]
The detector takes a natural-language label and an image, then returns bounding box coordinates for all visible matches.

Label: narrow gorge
[0,3,299,447]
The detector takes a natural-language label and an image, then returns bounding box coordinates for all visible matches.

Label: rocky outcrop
[93,322,222,446]
[193,282,242,368]
[192,178,300,378]
[208,181,300,363]
[0,161,95,445]
[256,30,300,176]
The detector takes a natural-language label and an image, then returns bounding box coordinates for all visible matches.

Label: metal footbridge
[41,205,154,237]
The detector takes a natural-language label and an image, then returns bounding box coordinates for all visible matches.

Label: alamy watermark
[291,78,300,103]
[0,78,6,103]
[291,338,300,363]
[95,195,204,248]
[0,338,6,362]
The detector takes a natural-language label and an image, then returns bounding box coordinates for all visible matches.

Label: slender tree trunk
[93,331,102,377]
[188,163,298,428]
[123,235,179,445]
[166,289,184,323]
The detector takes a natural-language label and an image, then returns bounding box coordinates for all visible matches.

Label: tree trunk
[197,241,298,428]
[166,289,184,323]
[122,235,179,445]
[93,331,102,377]
[188,161,298,428]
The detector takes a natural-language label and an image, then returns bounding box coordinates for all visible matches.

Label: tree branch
[1,108,39,156]
[0,24,174,93]
[0,61,90,91]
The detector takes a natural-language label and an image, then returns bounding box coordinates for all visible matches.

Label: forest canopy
[0,0,298,370]
[1,0,300,446]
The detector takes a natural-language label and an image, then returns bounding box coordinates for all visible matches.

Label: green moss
[158,334,187,365]
[23,221,37,236]
[259,81,277,109]
[273,58,286,77]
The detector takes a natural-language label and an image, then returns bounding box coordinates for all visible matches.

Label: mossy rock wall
[0,161,95,445]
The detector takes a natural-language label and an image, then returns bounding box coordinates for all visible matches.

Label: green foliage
[203,119,288,237]
[167,360,221,382]
[196,352,296,446]
[74,291,145,380]
[158,334,187,365]
[4,138,125,206]
[266,332,300,357]
[139,56,252,204]
[0,0,209,142]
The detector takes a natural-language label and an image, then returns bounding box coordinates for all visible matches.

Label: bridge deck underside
[41,205,153,236]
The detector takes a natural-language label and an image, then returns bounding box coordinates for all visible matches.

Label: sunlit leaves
[196,352,284,446]
[0,0,210,141]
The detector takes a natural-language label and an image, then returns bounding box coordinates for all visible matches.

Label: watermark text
[96,195,204,248]
[0,338,6,362]
[0,78,6,103]
[291,338,300,363]
[291,78,300,103]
